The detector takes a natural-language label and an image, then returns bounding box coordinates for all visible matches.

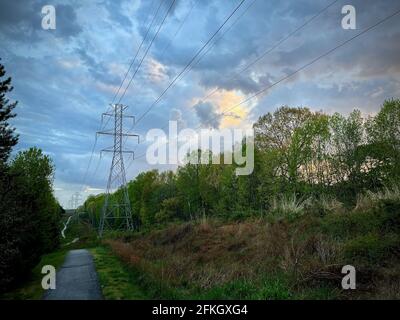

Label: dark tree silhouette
[0,59,18,164]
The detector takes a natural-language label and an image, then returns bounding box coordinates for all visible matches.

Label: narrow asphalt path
[43,249,103,300]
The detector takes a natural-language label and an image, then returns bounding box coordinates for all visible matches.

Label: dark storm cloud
[147,0,400,98]
[271,0,400,81]
[199,69,275,95]
[193,100,221,129]
[75,47,120,85]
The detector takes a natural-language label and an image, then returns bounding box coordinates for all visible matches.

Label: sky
[0,0,399,208]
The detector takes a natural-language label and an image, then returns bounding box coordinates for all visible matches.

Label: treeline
[83,99,399,229]
[0,61,62,292]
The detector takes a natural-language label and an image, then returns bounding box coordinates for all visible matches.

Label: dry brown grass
[103,210,400,299]
[104,217,335,292]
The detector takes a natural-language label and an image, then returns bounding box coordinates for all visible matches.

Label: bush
[305,196,345,217]
[355,186,400,211]
[269,195,310,221]
[320,191,400,241]
[155,197,181,224]
[343,233,399,265]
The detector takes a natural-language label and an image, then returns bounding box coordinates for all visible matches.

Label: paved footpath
[43,249,103,300]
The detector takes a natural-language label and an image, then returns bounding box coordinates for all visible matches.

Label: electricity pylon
[69,192,82,222]
[69,192,82,209]
[97,104,139,237]
[72,192,82,209]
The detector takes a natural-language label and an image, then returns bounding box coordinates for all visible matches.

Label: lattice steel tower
[68,192,82,209]
[97,104,138,237]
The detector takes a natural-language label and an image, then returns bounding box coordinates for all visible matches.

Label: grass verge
[90,246,148,300]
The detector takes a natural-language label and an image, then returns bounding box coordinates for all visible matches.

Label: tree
[176,151,204,219]
[366,99,400,185]
[0,147,61,292]
[82,99,400,233]
[253,106,314,194]
[0,59,18,164]
[10,147,61,253]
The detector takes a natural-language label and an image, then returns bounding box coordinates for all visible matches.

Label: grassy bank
[96,188,400,300]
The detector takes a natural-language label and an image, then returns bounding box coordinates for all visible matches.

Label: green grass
[1,249,68,300]
[180,273,339,300]
[90,246,148,300]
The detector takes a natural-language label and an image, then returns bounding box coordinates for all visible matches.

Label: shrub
[304,196,345,217]
[355,186,400,211]
[269,195,310,221]
[343,233,399,265]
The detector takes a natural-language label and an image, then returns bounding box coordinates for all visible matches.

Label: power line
[117,0,178,105]
[202,0,340,101]
[120,0,196,150]
[89,0,176,192]
[111,0,162,105]
[124,0,248,171]
[126,6,400,169]
[180,0,258,82]
[100,0,163,132]
[127,0,328,167]
[127,0,329,161]
[108,0,179,183]
[84,0,166,191]
[218,7,400,117]
[133,0,247,127]
[158,1,196,62]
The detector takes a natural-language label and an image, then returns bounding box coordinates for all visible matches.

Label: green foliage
[366,99,400,184]
[0,147,62,292]
[83,99,400,234]
[1,249,67,300]
[155,197,181,224]
[11,148,60,251]
[196,276,294,300]
[343,233,399,265]
[269,195,309,221]
[83,100,400,300]
[100,192,400,300]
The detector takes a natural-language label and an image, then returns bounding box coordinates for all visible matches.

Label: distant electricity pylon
[69,192,82,209]
[97,104,139,237]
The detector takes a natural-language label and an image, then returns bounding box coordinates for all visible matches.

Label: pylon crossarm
[102,113,135,126]
[101,149,134,159]
[97,130,139,137]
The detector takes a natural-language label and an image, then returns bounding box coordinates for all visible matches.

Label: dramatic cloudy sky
[1,0,399,208]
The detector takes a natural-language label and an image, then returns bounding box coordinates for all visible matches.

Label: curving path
[61,215,72,239]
